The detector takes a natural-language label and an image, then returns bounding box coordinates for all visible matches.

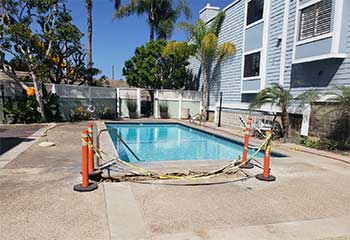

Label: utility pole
[112,64,115,80]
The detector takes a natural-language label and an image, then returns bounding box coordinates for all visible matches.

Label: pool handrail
[108,128,143,162]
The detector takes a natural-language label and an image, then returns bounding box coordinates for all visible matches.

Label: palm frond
[295,89,320,107]
[249,84,292,110]
[176,0,192,19]
[208,11,225,36]
[113,0,121,10]
[157,18,174,39]
[199,33,218,66]
[177,21,196,39]
[177,19,206,46]
[217,42,236,62]
[162,41,192,57]
[113,4,135,19]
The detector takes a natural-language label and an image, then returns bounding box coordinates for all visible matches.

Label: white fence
[0,80,201,121]
[52,84,117,120]
[155,89,201,119]
[117,88,140,118]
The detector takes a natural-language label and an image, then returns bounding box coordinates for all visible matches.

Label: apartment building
[194,0,349,136]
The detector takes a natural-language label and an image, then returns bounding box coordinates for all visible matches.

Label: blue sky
[66,0,233,80]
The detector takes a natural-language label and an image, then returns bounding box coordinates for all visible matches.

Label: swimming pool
[106,123,269,162]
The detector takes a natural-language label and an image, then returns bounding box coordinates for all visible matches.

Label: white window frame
[297,0,333,42]
[295,0,339,45]
[242,49,262,80]
[246,0,265,28]
[292,0,341,62]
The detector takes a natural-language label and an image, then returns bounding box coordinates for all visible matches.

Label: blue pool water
[106,123,267,162]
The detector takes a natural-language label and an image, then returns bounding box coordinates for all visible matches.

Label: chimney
[199,3,220,23]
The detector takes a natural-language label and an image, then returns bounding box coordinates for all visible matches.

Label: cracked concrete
[1,120,350,240]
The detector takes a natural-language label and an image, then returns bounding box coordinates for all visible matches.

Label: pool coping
[96,119,290,171]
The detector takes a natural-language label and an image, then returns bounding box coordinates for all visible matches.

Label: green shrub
[2,90,61,123]
[159,102,168,118]
[43,93,62,122]
[71,105,91,121]
[2,96,42,123]
[300,136,339,151]
[159,102,168,113]
[100,106,115,119]
[126,99,137,113]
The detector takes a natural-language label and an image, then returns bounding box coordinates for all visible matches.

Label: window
[241,93,257,103]
[246,0,264,26]
[244,52,260,78]
[299,0,332,41]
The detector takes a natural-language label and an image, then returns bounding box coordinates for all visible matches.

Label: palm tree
[178,12,236,119]
[249,84,293,138]
[156,0,191,40]
[85,0,93,85]
[84,0,121,85]
[114,0,191,41]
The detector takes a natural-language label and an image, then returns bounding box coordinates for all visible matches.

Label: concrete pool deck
[1,120,350,239]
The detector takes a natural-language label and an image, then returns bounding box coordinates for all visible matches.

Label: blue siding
[283,0,297,89]
[190,0,350,107]
[266,0,285,86]
[290,12,350,96]
[295,37,333,59]
[339,0,349,53]
[208,0,245,107]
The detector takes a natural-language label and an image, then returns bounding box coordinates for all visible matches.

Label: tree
[95,75,110,87]
[8,57,29,72]
[0,0,91,121]
[155,0,191,40]
[249,84,293,138]
[114,0,191,41]
[42,9,91,85]
[161,41,196,89]
[0,0,63,121]
[83,0,121,85]
[123,40,194,89]
[179,12,236,118]
[85,0,93,85]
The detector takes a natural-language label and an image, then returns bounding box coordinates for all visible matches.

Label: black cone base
[234,161,254,169]
[89,170,103,181]
[256,173,276,182]
[73,183,98,192]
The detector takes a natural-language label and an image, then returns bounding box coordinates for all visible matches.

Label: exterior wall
[199,4,220,22]
[266,0,285,86]
[208,0,245,108]
[290,13,350,97]
[219,108,280,130]
[193,0,350,101]
[294,37,333,59]
[308,103,348,139]
[339,0,349,53]
[283,0,298,88]
[192,0,350,137]
[292,0,339,62]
